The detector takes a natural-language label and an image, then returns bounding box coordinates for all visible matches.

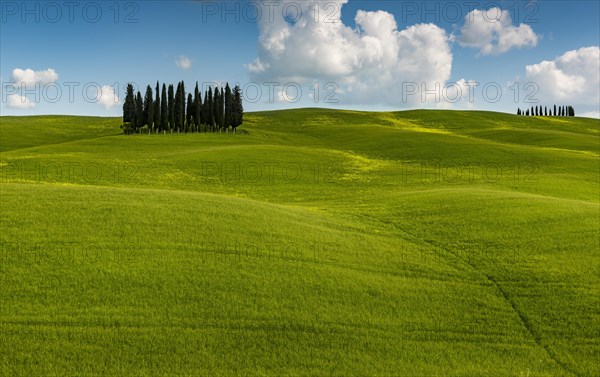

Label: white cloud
[176,56,192,70]
[96,85,120,110]
[525,46,600,105]
[7,94,36,109]
[11,68,58,86]
[580,111,599,119]
[247,0,453,106]
[459,8,538,55]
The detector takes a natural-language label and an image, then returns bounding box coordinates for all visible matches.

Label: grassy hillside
[0,115,120,152]
[1,110,598,376]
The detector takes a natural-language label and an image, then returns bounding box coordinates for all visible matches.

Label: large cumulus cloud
[525,46,600,106]
[247,0,453,106]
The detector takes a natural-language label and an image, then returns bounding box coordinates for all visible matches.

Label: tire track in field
[421,237,580,377]
[486,275,580,377]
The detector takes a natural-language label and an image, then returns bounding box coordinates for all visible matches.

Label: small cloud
[11,68,58,86]
[245,58,269,73]
[7,94,36,109]
[459,8,538,55]
[96,85,120,110]
[176,56,192,70]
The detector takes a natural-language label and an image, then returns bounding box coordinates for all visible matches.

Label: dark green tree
[186,93,194,133]
[218,87,225,130]
[154,81,161,133]
[213,87,221,131]
[206,87,214,129]
[135,91,144,131]
[161,84,168,134]
[123,84,135,124]
[143,85,154,133]
[225,83,232,129]
[231,85,244,132]
[180,81,186,132]
[174,82,182,132]
[194,82,201,130]
[168,84,175,133]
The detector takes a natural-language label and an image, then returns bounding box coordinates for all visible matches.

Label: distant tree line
[122,81,243,134]
[517,105,575,117]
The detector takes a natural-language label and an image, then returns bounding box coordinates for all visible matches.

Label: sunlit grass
[1,109,598,376]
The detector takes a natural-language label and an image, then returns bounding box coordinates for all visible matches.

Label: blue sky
[1,0,599,117]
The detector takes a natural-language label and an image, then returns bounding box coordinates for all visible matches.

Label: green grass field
[1,110,599,376]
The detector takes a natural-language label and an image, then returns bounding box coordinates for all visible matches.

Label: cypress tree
[219,87,226,130]
[161,84,168,134]
[168,84,175,133]
[186,93,194,133]
[123,84,135,125]
[213,87,221,131]
[544,106,547,116]
[553,105,557,117]
[135,91,144,131]
[180,81,186,132]
[525,109,529,116]
[207,87,214,129]
[219,86,225,130]
[194,82,201,130]
[174,82,182,132]
[143,85,154,133]
[202,89,208,130]
[196,91,204,131]
[232,85,243,132]
[225,83,232,129]
[154,81,161,133]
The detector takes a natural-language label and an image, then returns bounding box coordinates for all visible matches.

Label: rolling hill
[1,109,598,376]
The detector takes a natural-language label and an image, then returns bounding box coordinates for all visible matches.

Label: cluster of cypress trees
[517,105,575,117]
[122,81,243,134]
